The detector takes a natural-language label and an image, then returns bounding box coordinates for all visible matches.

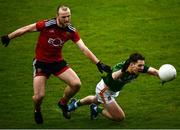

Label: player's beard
[64,22,70,27]
[57,18,70,28]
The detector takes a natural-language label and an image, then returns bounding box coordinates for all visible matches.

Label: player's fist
[121,59,131,73]
[1,35,10,47]
[96,61,112,73]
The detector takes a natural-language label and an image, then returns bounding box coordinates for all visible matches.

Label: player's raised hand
[96,61,112,73]
[1,35,10,47]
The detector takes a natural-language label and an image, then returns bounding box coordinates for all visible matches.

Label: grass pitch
[0,0,180,129]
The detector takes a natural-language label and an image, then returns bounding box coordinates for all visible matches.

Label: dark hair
[128,52,145,63]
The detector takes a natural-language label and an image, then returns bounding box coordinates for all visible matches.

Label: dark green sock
[97,106,103,113]
[77,100,82,106]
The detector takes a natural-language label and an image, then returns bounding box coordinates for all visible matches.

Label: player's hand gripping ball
[159,64,177,82]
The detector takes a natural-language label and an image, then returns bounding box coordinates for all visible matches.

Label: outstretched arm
[76,39,111,73]
[147,67,159,77]
[76,39,99,64]
[1,23,37,47]
[8,23,37,39]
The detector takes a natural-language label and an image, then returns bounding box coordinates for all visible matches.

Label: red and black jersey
[35,18,80,63]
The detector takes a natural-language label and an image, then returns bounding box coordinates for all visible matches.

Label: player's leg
[32,59,49,124]
[68,95,98,112]
[79,95,98,105]
[102,100,125,122]
[57,68,81,119]
[92,79,125,121]
[89,100,125,122]
[32,75,47,124]
[58,68,81,101]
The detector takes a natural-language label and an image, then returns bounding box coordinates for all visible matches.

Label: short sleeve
[112,62,124,72]
[71,31,80,43]
[36,20,46,31]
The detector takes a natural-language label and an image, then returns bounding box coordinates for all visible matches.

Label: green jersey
[102,61,149,92]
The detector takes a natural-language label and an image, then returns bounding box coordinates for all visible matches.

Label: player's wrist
[96,60,101,65]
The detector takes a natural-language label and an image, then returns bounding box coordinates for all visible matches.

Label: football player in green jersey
[68,52,159,122]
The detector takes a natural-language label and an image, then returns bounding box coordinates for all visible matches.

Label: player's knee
[70,79,81,91]
[32,94,45,102]
[114,113,125,122]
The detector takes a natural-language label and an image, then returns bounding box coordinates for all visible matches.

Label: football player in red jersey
[1,5,111,124]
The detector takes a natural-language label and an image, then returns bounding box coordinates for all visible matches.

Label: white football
[158,64,177,82]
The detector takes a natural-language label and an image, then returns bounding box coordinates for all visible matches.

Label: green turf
[0,0,180,129]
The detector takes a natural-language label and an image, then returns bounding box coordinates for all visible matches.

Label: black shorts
[33,59,69,78]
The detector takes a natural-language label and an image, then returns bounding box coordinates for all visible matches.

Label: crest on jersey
[48,38,64,47]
